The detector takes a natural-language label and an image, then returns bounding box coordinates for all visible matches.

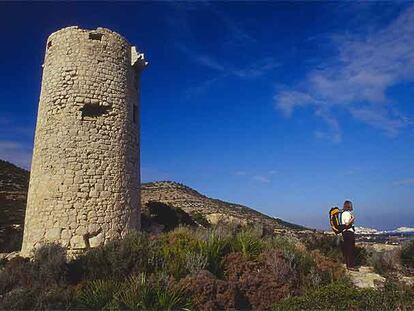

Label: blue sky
[1,2,413,230]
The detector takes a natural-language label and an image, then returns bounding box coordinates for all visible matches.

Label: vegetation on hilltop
[1,226,414,310]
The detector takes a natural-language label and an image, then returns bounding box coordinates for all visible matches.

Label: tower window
[89,33,103,41]
[47,41,52,49]
[80,103,110,119]
[133,105,137,123]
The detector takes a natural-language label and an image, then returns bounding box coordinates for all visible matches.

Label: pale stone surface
[89,232,105,248]
[45,228,62,241]
[206,213,247,226]
[0,252,20,261]
[399,276,414,286]
[70,235,86,249]
[21,26,146,257]
[346,266,386,289]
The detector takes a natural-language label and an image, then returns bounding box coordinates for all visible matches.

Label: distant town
[353,227,414,245]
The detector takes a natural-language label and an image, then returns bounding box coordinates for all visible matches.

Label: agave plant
[198,231,230,277]
[76,279,120,309]
[117,273,191,311]
[117,274,155,311]
[232,230,264,258]
[185,251,208,274]
[155,286,192,311]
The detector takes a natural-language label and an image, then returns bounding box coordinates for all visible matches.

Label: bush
[32,243,68,286]
[368,249,400,275]
[303,233,343,261]
[69,232,163,281]
[198,231,231,277]
[0,256,31,295]
[179,270,241,310]
[223,250,296,309]
[231,229,265,259]
[75,279,120,309]
[308,250,345,287]
[273,280,414,311]
[159,227,200,278]
[0,244,67,296]
[146,201,197,231]
[401,240,414,268]
[75,274,191,311]
[184,251,208,275]
[191,212,210,227]
[1,285,74,310]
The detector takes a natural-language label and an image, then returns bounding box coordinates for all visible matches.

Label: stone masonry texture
[21,26,146,256]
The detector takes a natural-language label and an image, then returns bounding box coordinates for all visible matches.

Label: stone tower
[21,26,147,256]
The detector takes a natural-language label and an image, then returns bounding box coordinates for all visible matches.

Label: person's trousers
[341,231,355,268]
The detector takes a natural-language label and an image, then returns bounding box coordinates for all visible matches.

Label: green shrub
[401,240,414,268]
[69,232,163,281]
[154,284,191,311]
[231,229,265,259]
[32,243,68,286]
[118,273,191,311]
[191,212,210,227]
[273,280,414,311]
[159,228,200,278]
[76,279,120,309]
[117,274,153,310]
[307,250,345,288]
[0,286,75,310]
[303,233,343,261]
[198,231,231,277]
[76,274,191,311]
[184,251,208,275]
[268,235,307,253]
[146,201,196,231]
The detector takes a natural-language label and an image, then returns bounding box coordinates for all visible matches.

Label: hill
[0,160,29,252]
[0,160,29,192]
[0,160,306,252]
[141,181,306,232]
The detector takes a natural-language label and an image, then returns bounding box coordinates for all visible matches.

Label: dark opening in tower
[80,103,110,119]
[89,33,103,41]
[133,105,137,123]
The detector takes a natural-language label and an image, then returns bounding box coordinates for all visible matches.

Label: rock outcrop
[346,266,386,289]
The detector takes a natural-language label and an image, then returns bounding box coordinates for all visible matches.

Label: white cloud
[235,170,247,176]
[393,178,414,186]
[180,44,279,98]
[275,5,414,139]
[252,175,271,183]
[178,43,278,79]
[0,141,32,169]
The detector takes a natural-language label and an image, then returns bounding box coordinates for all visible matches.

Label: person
[341,200,356,270]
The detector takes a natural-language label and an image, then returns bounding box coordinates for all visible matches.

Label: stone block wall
[21,26,146,256]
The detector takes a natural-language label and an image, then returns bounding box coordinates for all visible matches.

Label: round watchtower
[21,26,147,256]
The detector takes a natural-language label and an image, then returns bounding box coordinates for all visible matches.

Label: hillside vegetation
[0,160,29,252]
[0,160,29,193]
[1,227,414,310]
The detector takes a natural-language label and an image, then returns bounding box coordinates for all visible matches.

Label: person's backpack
[329,207,351,234]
